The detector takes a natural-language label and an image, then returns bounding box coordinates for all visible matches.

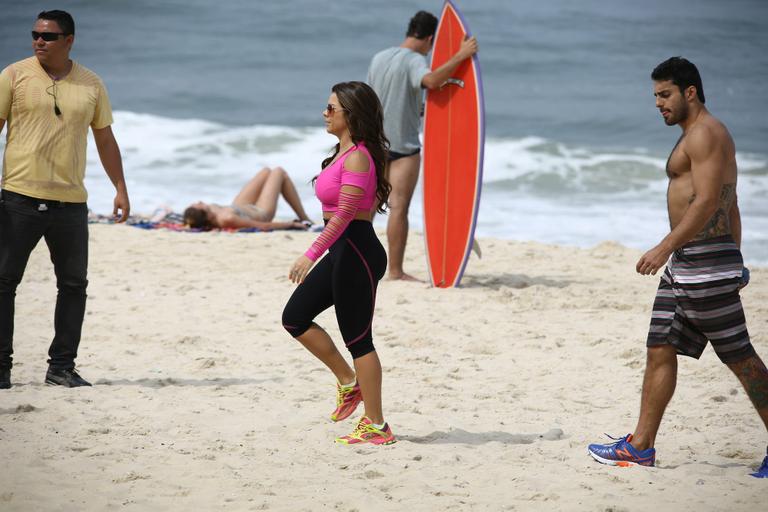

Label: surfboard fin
[471,238,482,259]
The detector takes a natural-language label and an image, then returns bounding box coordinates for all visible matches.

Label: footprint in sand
[0,404,37,415]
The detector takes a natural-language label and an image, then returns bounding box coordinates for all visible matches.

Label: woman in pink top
[282,81,395,445]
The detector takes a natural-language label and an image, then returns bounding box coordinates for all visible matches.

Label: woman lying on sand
[183,167,314,230]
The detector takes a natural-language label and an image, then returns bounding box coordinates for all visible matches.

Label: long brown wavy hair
[318,81,392,213]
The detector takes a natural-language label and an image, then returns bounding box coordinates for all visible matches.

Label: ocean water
[1,0,767,263]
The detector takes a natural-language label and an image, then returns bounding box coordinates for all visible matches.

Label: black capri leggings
[282,220,387,359]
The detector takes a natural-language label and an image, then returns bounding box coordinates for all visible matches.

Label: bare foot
[387,272,422,282]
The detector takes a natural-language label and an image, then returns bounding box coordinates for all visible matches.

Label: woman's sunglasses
[325,104,345,115]
[32,31,66,42]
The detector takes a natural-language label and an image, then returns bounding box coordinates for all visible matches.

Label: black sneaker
[0,368,10,389]
[45,368,92,387]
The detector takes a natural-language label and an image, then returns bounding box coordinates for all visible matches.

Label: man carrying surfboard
[367,10,477,281]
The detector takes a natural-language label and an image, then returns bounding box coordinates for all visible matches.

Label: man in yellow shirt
[0,10,130,389]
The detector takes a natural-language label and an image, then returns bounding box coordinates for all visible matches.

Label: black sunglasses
[32,31,66,42]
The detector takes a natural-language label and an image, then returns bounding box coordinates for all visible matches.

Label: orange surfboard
[423,0,485,288]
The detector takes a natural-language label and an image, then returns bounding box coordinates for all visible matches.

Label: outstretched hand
[289,220,310,230]
[289,254,314,284]
[636,243,672,275]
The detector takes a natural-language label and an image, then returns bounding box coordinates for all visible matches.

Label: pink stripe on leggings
[344,238,376,347]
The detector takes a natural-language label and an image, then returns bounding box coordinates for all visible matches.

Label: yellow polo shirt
[0,56,113,202]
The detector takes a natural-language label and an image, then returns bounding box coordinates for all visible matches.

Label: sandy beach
[1,224,766,511]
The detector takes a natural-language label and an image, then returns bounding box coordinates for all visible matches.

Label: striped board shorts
[646,235,754,364]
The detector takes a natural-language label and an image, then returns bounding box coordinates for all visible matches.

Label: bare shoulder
[685,117,731,160]
[343,149,372,173]
[215,210,236,228]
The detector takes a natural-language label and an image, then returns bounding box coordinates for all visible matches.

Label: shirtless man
[587,57,768,478]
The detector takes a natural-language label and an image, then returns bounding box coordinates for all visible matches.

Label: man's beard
[666,102,689,126]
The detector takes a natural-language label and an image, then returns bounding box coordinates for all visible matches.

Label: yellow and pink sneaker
[335,416,396,445]
[330,381,363,422]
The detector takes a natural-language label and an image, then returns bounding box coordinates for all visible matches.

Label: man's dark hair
[37,10,75,36]
[406,11,438,40]
[651,57,705,104]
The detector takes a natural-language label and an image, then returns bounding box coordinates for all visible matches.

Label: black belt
[1,189,84,210]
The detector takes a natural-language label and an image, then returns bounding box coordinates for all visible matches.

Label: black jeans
[0,190,89,370]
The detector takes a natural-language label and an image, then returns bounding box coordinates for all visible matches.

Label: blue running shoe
[750,448,768,478]
[587,433,656,467]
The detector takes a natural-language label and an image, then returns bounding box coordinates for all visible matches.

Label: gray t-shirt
[367,47,430,154]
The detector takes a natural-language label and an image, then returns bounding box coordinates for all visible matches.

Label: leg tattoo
[729,355,768,410]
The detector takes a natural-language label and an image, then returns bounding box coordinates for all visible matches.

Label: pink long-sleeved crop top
[304,143,377,261]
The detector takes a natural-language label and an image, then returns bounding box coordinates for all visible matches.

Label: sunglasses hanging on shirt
[46,81,62,116]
